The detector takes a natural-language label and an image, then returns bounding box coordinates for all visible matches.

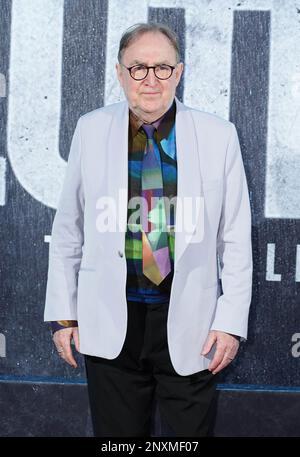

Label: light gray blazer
[44,96,252,376]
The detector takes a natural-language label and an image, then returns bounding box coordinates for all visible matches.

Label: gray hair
[117,22,180,64]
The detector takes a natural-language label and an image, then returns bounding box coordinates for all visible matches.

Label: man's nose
[144,68,158,85]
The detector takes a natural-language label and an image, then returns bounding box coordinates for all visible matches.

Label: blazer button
[118,250,124,257]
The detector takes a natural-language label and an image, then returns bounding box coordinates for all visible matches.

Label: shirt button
[118,250,124,257]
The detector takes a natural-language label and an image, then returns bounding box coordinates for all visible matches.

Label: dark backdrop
[0,0,299,436]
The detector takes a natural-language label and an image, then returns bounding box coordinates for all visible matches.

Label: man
[44,22,252,437]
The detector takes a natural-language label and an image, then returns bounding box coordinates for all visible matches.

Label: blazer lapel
[174,96,203,267]
[106,100,129,252]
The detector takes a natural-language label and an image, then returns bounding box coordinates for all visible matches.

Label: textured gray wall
[0,0,300,435]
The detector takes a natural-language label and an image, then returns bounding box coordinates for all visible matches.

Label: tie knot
[142,123,156,139]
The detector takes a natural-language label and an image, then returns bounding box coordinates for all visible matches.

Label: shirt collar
[129,99,176,142]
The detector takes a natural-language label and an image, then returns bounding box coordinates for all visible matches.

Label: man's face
[116,31,183,122]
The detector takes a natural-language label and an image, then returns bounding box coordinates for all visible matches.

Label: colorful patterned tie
[141,123,171,285]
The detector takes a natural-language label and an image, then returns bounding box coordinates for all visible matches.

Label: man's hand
[201,330,240,375]
[53,327,80,368]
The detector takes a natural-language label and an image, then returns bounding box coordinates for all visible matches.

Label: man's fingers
[201,332,217,355]
[53,328,78,368]
[59,346,77,368]
[210,354,234,375]
[202,330,240,374]
[208,346,225,372]
[72,328,80,352]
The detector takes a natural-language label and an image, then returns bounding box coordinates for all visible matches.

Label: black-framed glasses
[121,63,176,80]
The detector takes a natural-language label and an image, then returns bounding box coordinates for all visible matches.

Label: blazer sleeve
[44,118,84,321]
[210,122,253,340]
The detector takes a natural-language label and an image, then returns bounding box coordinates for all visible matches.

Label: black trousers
[84,299,218,437]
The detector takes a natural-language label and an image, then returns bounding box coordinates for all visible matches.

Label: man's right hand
[53,327,80,368]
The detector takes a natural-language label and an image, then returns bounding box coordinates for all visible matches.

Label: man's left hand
[201,330,240,375]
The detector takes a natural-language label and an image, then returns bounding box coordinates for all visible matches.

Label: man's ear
[175,62,184,86]
[116,63,124,88]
